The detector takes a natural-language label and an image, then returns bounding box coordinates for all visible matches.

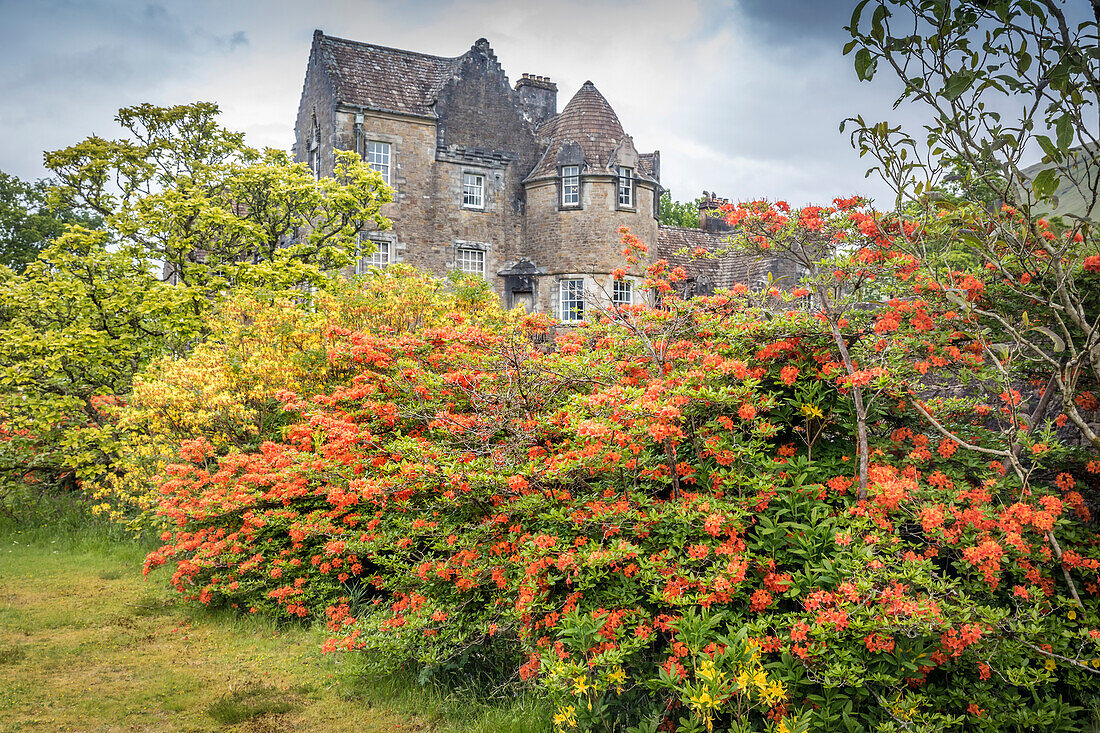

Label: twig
[1017,639,1099,675]
[910,400,1012,457]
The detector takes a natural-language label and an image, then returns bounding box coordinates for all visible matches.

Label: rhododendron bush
[142,209,1100,732]
[91,267,504,530]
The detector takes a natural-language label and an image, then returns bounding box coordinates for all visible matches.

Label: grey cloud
[0,0,911,206]
[735,0,855,45]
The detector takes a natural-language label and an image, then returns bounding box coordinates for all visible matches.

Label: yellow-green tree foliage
[0,102,392,509]
[94,267,522,530]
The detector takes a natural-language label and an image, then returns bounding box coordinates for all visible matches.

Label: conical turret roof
[527,81,651,181]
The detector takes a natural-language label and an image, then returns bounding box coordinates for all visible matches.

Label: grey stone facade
[294,31,788,318]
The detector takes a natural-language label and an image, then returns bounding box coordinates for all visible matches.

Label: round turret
[523,82,659,320]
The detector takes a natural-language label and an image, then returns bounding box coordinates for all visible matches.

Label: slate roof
[316,32,464,117]
[528,81,657,182]
[656,226,769,290]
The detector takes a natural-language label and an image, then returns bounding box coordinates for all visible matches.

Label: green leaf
[871,3,887,43]
[1036,135,1061,161]
[1032,168,1060,199]
[855,48,876,81]
[1026,325,1066,353]
[942,72,974,101]
[1056,113,1073,150]
[849,0,871,32]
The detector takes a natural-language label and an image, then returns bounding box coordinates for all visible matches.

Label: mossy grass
[0,488,549,731]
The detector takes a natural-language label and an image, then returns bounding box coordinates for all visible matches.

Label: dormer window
[618,167,633,208]
[561,166,580,207]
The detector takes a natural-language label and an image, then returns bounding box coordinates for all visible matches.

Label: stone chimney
[698,191,731,233]
[515,73,558,126]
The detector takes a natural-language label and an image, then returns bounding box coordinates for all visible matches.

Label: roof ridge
[320,33,466,63]
[658,224,727,232]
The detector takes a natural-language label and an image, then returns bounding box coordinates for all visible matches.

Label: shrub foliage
[140,204,1100,731]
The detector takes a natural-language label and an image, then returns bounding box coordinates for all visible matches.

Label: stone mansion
[295,31,792,319]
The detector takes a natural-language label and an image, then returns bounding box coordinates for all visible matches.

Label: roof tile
[656,226,774,290]
[528,82,655,182]
[319,33,464,117]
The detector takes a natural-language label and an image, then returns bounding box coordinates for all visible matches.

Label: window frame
[462,172,485,210]
[367,140,391,185]
[560,278,585,323]
[617,166,634,208]
[612,278,633,307]
[308,114,321,180]
[455,247,486,277]
[356,236,391,274]
[560,165,580,208]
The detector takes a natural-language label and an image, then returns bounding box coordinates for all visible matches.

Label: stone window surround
[454,240,491,277]
[308,111,321,180]
[361,131,401,195]
[356,231,398,274]
[611,276,634,306]
[558,276,585,323]
[367,140,392,186]
[462,171,486,210]
[616,166,635,211]
[558,165,581,210]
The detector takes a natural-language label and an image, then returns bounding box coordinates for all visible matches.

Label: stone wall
[429,40,542,296]
[524,176,659,315]
[311,39,543,300]
[331,109,437,270]
[293,40,339,177]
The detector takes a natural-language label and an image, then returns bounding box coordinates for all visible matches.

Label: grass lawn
[0,525,545,733]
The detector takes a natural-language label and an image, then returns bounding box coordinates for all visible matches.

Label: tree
[46,102,392,299]
[658,190,701,228]
[844,0,1100,452]
[0,102,392,506]
[0,170,100,272]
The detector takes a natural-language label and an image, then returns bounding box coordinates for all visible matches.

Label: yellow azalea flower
[571,674,591,696]
[752,669,768,691]
[1045,658,1056,671]
[553,704,578,729]
[763,680,787,705]
[607,665,626,685]
[1068,610,1077,620]
[800,403,824,419]
[691,690,715,708]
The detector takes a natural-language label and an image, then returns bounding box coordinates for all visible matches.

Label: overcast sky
[0,0,931,207]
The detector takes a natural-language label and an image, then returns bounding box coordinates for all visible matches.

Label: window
[560,279,585,322]
[463,173,484,209]
[456,247,485,276]
[561,165,579,207]
[612,278,632,306]
[367,141,391,184]
[356,238,390,274]
[309,114,321,180]
[618,167,633,207]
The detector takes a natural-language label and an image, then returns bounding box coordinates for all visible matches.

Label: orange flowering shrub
[142,222,1100,730]
[91,267,508,531]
